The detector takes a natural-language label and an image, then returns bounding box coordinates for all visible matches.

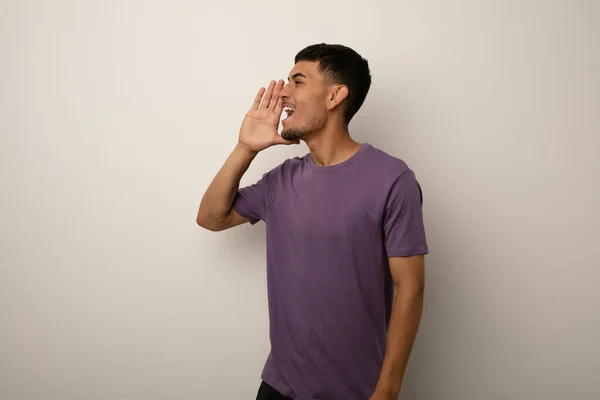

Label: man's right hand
[238,80,300,153]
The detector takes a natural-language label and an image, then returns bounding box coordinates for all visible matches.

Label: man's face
[280,61,329,141]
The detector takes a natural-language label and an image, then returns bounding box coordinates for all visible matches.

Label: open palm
[238,80,299,152]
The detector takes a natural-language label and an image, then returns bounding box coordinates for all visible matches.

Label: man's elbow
[196,212,222,232]
[197,207,237,232]
[394,278,425,300]
[407,279,425,297]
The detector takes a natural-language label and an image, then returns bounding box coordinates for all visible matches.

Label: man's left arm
[370,254,425,400]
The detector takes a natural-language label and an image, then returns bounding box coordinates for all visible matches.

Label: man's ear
[326,85,349,111]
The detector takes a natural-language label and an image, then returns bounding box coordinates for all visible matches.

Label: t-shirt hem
[261,372,295,398]
[386,245,429,257]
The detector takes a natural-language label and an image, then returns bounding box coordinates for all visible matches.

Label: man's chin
[281,128,305,141]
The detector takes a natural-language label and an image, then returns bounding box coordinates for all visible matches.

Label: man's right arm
[196,143,257,231]
[196,79,298,231]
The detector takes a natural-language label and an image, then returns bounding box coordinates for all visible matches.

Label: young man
[197,43,428,400]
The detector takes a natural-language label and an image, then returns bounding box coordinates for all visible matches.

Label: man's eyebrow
[287,72,307,81]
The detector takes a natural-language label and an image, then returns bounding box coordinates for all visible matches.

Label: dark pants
[256,381,293,400]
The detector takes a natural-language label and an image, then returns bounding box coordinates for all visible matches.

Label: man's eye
[295,81,302,85]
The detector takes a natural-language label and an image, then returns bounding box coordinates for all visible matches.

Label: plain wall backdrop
[1,1,599,399]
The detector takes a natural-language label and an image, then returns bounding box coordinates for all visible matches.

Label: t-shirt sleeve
[383,168,429,257]
[232,168,278,225]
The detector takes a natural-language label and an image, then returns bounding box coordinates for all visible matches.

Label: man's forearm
[374,282,424,397]
[197,143,257,226]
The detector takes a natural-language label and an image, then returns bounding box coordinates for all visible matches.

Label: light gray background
[1,1,599,399]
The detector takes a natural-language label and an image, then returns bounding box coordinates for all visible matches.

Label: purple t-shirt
[233,143,428,399]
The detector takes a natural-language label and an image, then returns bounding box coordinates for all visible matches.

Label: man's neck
[305,129,363,167]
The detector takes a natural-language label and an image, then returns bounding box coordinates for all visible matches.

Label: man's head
[280,43,371,141]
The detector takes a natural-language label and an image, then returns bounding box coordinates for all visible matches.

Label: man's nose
[280,82,290,99]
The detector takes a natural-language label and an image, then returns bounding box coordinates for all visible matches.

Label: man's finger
[270,80,284,109]
[252,87,265,110]
[273,97,284,117]
[260,81,276,109]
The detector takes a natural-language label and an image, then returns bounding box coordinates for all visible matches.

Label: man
[197,43,428,400]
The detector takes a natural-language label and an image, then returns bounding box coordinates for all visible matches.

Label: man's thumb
[275,135,300,145]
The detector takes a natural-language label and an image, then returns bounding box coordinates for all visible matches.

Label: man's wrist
[235,142,259,158]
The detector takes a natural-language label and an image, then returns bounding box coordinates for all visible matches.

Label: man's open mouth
[283,104,295,119]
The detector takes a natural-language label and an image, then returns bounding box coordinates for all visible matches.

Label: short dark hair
[294,43,371,124]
